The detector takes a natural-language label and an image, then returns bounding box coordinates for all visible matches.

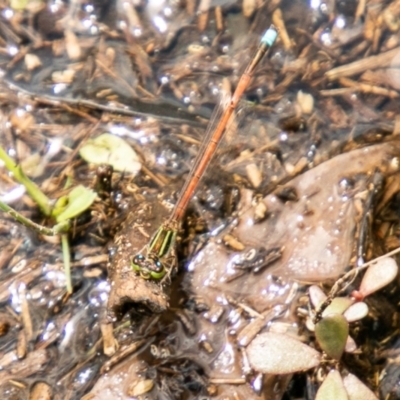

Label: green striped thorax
[131,224,177,280]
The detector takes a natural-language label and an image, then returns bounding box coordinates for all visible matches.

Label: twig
[272,9,291,50]
[326,46,400,80]
[339,77,399,98]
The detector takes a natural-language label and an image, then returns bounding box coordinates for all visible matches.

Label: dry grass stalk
[326,46,400,80]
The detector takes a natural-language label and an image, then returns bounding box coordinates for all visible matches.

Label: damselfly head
[131,253,166,280]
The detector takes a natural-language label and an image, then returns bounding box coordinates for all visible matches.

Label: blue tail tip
[262,26,278,47]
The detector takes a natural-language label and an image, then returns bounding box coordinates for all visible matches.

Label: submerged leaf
[20,153,44,178]
[342,373,378,400]
[56,185,97,222]
[79,133,141,175]
[359,257,398,298]
[246,332,320,374]
[316,369,348,400]
[315,314,348,360]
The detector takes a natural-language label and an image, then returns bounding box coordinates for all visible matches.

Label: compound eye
[131,254,145,272]
[154,260,163,272]
[133,254,144,264]
[149,261,166,280]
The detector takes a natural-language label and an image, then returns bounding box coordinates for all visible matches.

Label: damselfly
[131,26,278,280]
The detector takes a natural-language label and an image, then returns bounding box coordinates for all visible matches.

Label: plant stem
[0,200,70,235]
[61,233,72,294]
[0,146,52,216]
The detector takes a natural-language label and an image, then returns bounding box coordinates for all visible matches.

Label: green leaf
[56,185,97,222]
[316,370,348,400]
[315,314,348,360]
[322,297,354,317]
[79,133,141,175]
[52,195,68,218]
[10,0,29,10]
